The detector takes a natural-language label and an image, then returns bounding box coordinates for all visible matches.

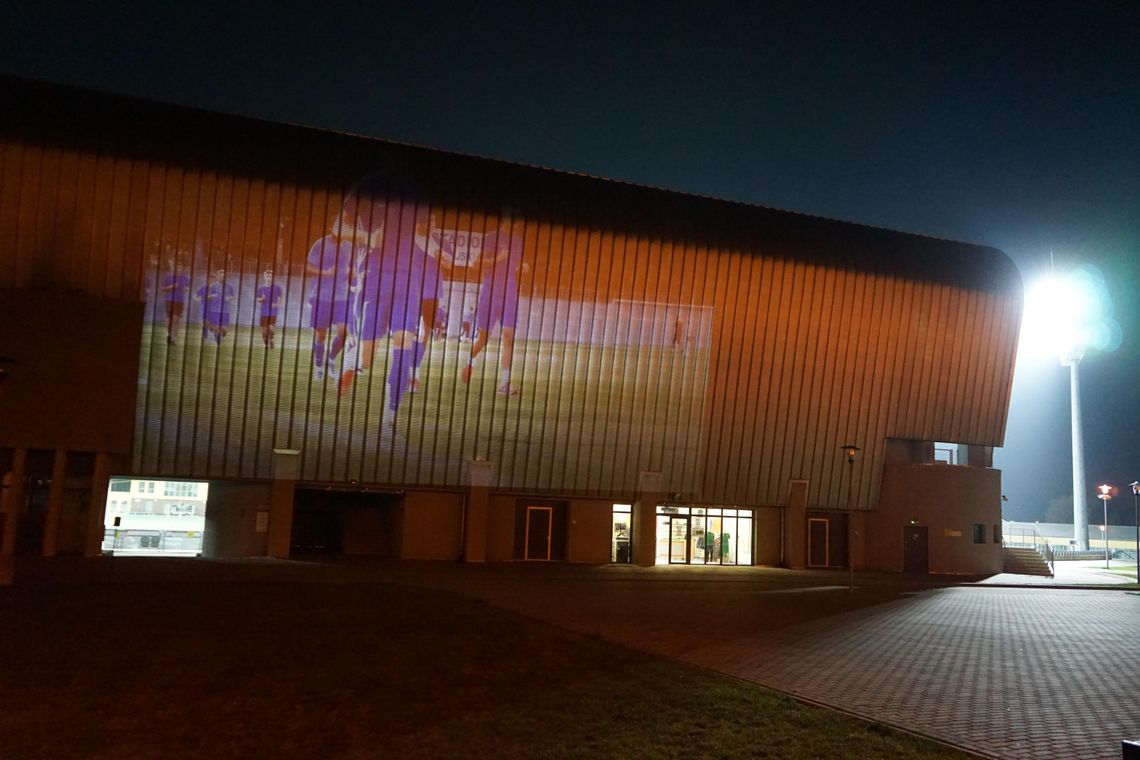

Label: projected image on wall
[133,171,715,493]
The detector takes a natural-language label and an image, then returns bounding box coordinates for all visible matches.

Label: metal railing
[1001,521,1054,577]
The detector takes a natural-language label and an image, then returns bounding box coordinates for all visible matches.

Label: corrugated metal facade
[0,78,1022,510]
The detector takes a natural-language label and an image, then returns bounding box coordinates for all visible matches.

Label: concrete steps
[1002,546,1053,577]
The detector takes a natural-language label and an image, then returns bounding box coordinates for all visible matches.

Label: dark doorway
[291,488,399,557]
[807,512,848,568]
[807,518,829,567]
[14,450,54,555]
[903,525,929,573]
[524,506,552,560]
[513,500,567,561]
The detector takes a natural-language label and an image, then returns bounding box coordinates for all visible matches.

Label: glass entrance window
[668,516,690,563]
[611,503,632,563]
[654,505,753,566]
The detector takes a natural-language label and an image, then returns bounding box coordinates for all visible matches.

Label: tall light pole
[1063,349,1090,550]
[841,444,860,593]
[1097,484,1112,570]
[1131,481,1139,585]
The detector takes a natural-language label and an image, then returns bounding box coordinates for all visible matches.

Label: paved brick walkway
[14,558,1136,758]
[378,564,1140,759]
[682,588,1140,760]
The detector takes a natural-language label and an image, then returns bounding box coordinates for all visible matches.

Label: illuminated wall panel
[1,79,1022,509]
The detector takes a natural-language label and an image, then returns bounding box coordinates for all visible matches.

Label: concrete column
[42,449,67,557]
[1068,356,1090,550]
[267,449,300,559]
[0,448,28,585]
[463,460,494,563]
[785,481,808,568]
[83,452,111,558]
[633,471,663,567]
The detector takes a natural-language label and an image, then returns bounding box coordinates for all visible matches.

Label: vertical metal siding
[0,128,1021,510]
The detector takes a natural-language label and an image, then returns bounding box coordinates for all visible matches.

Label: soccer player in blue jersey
[306,212,360,380]
[461,210,526,396]
[255,269,283,348]
[159,257,190,345]
[196,268,236,345]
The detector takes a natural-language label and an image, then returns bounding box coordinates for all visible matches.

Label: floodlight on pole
[1024,272,1108,552]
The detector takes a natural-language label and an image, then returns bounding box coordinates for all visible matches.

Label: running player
[159,256,190,345]
[461,209,526,396]
[196,268,236,345]
[306,210,360,380]
[255,269,283,348]
[411,219,444,392]
[459,304,475,342]
[336,179,429,426]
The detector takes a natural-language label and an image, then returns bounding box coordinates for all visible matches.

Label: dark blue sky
[4,1,1138,522]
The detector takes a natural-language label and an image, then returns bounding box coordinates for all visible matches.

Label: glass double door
[662,514,729,564]
[691,515,726,565]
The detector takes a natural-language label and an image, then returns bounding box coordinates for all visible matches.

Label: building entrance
[102,477,209,557]
[524,506,553,560]
[654,505,753,565]
[903,525,929,573]
[806,511,849,569]
[290,489,399,557]
[610,503,632,563]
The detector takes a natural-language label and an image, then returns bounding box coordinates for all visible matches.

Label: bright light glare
[1020,264,1121,359]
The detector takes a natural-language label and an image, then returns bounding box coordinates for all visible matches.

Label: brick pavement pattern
[683,588,1140,760]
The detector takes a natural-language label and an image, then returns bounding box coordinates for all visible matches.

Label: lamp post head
[1098,483,1113,500]
[1131,481,1140,495]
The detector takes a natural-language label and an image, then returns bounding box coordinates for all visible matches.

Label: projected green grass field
[134,322,710,494]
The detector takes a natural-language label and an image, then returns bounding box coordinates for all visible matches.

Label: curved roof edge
[1,74,1023,298]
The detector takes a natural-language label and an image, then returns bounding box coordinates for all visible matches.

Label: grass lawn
[0,576,968,759]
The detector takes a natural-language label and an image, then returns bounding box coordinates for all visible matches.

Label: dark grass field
[0,563,970,759]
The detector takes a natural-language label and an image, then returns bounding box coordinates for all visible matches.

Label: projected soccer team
[307,179,527,424]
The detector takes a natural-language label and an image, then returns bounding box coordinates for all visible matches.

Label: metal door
[903,525,929,573]
[808,518,829,567]
[668,516,690,564]
[525,506,553,561]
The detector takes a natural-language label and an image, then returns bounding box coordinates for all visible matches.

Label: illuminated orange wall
[1,79,1022,517]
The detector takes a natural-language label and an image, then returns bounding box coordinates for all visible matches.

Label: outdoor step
[1002,547,1052,576]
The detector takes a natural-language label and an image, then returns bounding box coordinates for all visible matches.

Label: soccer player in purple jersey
[337,191,431,428]
[461,210,526,396]
[306,211,361,381]
[410,222,445,392]
[159,258,191,345]
[255,269,283,348]
[196,268,236,345]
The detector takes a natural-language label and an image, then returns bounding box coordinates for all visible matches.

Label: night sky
[3,1,1138,524]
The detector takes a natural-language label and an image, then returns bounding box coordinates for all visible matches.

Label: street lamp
[1097,484,1112,570]
[841,444,860,593]
[1131,481,1139,585]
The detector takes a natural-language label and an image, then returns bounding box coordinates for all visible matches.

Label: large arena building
[0,77,1022,579]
